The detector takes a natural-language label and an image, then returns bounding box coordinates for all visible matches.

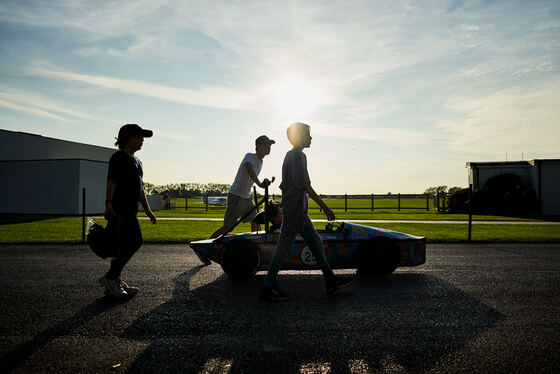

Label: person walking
[260,122,353,301]
[99,124,157,298]
[209,135,275,240]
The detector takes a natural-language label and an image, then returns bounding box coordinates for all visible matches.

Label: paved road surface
[1,243,559,373]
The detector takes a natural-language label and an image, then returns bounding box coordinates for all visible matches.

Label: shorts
[223,193,258,227]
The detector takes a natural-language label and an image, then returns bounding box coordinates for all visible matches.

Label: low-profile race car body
[190,222,426,278]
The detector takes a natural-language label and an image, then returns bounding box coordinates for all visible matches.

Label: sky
[1,0,559,195]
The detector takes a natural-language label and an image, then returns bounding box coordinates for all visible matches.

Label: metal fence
[173,193,447,212]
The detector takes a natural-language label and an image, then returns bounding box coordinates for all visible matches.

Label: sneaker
[119,279,139,296]
[259,285,293,301]
[99,276,128,298]
[326,276,355,295]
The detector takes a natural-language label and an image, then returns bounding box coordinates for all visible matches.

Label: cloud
[27,67,259,111]
[312,122,432,147]
[0,90,118,122]
[436,79,560,156]
[0,97,66,121]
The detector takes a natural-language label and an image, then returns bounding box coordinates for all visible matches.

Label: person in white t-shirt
[209,135,275,240]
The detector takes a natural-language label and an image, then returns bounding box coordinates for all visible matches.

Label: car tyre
[221,238,261,279]
[357,237,400,277]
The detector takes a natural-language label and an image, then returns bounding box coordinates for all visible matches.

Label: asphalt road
[1,243,559,373]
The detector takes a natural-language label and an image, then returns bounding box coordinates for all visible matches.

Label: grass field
[159,197,534,221]
[0,216,558,244]
[0,196,557,244]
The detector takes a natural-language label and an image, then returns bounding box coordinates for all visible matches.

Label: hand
[147,211,157,224]
[262,178,271,187]
[323,206,335,221]
[104,204,115,220]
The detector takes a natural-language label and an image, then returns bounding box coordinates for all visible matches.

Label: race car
[190,221,426,278]
[189,178,425,278]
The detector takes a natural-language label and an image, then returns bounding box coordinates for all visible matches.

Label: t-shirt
[107,150,144,214]
[228,153,263,199]
[279,149,311,233]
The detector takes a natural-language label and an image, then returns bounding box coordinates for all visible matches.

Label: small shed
[0,129,115,215]
[467,159,560,216]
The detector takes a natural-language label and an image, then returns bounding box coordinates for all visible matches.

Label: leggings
[105,213,143,280]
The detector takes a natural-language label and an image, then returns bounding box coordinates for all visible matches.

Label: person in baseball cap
[208,134,275,242]
[115,124,153,149]
[255,135,275,147]
[98,123,156,299]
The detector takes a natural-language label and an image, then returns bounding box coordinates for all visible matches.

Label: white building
[467,159,560,216]
[0,129,115,215]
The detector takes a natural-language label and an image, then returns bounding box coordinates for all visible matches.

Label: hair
[286,122,310,147]
[114,138,125,150]
[266,199,281,217]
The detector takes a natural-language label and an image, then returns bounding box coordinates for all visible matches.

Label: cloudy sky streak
[1,0,558,193]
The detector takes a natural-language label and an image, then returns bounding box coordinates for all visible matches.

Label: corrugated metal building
[467,159,560,216]
[0,129,115,215]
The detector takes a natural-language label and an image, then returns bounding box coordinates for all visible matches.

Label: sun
[273,78,318,119]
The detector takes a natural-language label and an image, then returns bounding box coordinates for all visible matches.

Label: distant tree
[448,186,462,195]
[473,173,538,217]
[424,186,448,195]
[143,182,231,198]
[424,186,463,195]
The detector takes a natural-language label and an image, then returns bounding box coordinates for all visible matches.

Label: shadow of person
[0,297,123,374]
[122,268,505,373]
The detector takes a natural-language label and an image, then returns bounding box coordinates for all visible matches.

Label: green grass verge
[159,197,537,221]
[0,217,558,244]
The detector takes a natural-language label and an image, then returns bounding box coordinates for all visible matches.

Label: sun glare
[274,78,318,119]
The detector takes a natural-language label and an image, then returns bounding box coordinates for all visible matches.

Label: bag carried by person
[86,218,117,259]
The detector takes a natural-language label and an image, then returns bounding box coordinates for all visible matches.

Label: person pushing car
[209,135,275,240]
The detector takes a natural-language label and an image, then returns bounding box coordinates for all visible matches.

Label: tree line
[144,183,463,198]
[144,182,231,197]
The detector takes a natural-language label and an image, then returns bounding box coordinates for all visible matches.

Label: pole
[468,184,473,242]
[398,193,401,211]
[371,193,374,212]
[185,196,188,211]
[82,187,86,243]
[345,194,348,212]
[426,194,429,211]
[205,193,208,212]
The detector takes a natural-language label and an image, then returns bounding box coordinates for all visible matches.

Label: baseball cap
[256,135,275,146]
[118,124,153,140]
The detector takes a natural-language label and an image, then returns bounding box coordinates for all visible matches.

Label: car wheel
[357,237,400,277]
[221,238,261,279]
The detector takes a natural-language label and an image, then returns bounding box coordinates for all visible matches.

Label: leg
[209,225,230,239]
[250,221,261,232]
[264,231,297,287]
[300,219,335,279]
[105,214,143,280]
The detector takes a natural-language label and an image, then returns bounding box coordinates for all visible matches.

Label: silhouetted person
[260,122,353,301]
[99,124,157,298]
[209,135,275,239]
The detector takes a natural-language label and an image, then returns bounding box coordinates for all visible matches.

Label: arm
[140,186,157,224]
[304,184,335,221]
[104,179,117,220]
[244,162,264,188]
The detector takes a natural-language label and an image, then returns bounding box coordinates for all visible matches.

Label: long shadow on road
[123,267,505,373]
[1,297,123,373]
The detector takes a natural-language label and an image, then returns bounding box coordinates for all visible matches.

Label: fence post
[398,193,401,211]
[345,194,348,212]
[185,196,188,211]
[82,187,86,243]
[205,193,208,211]
[371,193,374,211]
[426,194,429,211]
[468,184,473,242]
